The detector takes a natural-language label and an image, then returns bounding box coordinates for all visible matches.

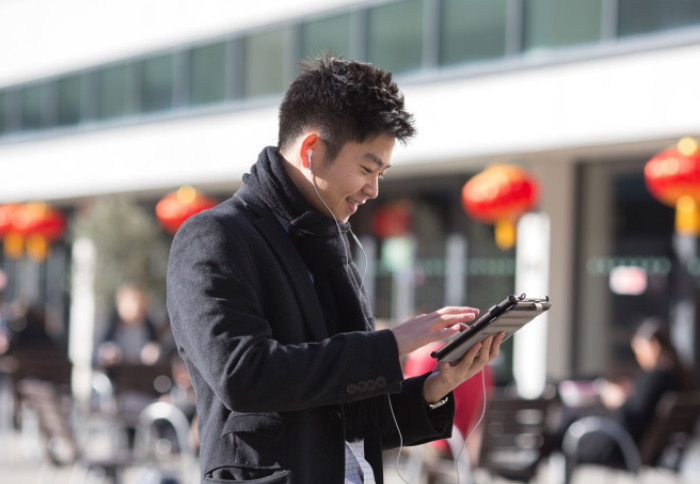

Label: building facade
[1,0,699,389]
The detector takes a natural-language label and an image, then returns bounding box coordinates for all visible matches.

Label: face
[631,336,660,370]
[116,287,148,325]
[308,133,395,222]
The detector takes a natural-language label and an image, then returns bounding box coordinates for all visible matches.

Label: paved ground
[3,432,700,483]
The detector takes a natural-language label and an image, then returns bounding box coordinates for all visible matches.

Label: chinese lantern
[371,200,412,239]
[0,204,19,236]
[156,185,217,234]
[462,164,540,249]
[0,204,22,259]
[644,137,700,235]
[6,202,66,261]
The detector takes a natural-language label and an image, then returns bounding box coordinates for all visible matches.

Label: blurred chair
[18,378,79,464]
[133,401,195,484]
[0,370,15,459]
[476,392,555,483]
[562,390,700,483]
[71,400,194,484]
[72,371,128,466]
[17,378,81,484]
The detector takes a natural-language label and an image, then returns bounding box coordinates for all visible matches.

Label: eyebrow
[364,153,391,170]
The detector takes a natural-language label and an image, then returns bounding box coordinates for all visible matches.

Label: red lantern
[462,164,539,249]
[0,204,22,259]
[371,200,412,239]
[156,186,217,234]
[0,204,20,236]
[644,137,700,235]
[11,202,66,240]
[4,202,66,261]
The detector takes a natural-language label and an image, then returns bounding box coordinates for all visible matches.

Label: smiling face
[306,133,396,222]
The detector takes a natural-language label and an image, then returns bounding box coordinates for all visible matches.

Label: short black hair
[278,54,416,161]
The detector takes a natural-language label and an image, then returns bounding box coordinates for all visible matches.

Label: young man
[167,56,503,483]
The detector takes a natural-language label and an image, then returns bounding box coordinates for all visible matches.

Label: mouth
[346,198,365,214]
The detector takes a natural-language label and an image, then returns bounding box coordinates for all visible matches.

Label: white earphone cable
[310,163,410,483]
[309,159,486,484]
[310,169,364,291]
[455,368,487,484]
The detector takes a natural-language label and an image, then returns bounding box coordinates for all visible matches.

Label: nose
[363,174,380,199]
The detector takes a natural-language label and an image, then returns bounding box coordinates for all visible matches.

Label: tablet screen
[431,295,551,364]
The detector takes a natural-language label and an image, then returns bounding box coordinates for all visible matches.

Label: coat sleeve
[383,373,455,449]
[166,209,405,414]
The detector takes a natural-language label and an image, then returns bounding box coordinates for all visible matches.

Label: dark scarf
[236,146,389,441]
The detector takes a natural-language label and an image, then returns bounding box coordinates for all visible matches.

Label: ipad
[431,294,551,364]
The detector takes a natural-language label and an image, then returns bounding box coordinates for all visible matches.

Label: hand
[391,306,479,357]
[598,378,631,410]
[140,342,161,365]
[422,332,505,405]
[97,342,122,366]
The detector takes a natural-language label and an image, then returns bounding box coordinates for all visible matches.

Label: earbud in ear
[306,149,313,172]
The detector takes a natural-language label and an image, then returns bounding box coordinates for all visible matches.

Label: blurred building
[1,0,699,390]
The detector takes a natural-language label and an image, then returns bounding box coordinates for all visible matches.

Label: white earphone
[306,149,313,172]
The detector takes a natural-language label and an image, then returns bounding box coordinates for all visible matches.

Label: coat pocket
[204,466,290,483]
[215,412,288,475]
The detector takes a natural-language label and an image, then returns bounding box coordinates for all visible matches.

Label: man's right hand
[391,306,479,357]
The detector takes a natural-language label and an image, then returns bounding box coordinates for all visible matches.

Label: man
[167,55,503,483]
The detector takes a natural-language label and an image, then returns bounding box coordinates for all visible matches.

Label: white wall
[396,42,700,167]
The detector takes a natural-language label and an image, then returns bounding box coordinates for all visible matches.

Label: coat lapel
[249,205,330,342]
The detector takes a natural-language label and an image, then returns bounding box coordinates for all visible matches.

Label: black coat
[167,195,454,483]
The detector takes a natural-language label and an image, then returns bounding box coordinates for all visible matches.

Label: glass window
[0,90,5,135]
[56,74,82,126]
[367,0,424,74]
[574,160,674,377]
[189,41,227,105]
[1,88,21,134]
[618,0,700,37]
[440,0,508,65]
[523,0,603,52]
[97,63,132,120]
[21,83,44,130]
[301,13,352,60]
[243,28,286,98]
[140,53,175,112]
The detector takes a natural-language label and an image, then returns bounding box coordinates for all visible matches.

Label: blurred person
[94,282,166,449]
[4,300,55,351]
[94,282,162,367]
[167,54,504,483]
[552,317,692,467]
[404,342,494,467]
[0,269,8,355]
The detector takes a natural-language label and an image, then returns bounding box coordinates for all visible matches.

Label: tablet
[431,294,551,364]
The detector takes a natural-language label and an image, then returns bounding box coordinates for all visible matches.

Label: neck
[280,152,335,220]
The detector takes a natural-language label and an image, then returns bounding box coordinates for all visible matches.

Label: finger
[462,340,483,363]
[488,331,505,358]
[435,306,480,317]
[472,336,492,363]
[429,311,477,332]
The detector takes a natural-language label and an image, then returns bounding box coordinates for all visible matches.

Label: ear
[300,134,319,170]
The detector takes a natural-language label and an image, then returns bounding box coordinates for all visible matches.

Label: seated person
[554,317,692,467]
[94,282,162,367]
[94,282,165,440]
[3,300,55,352]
